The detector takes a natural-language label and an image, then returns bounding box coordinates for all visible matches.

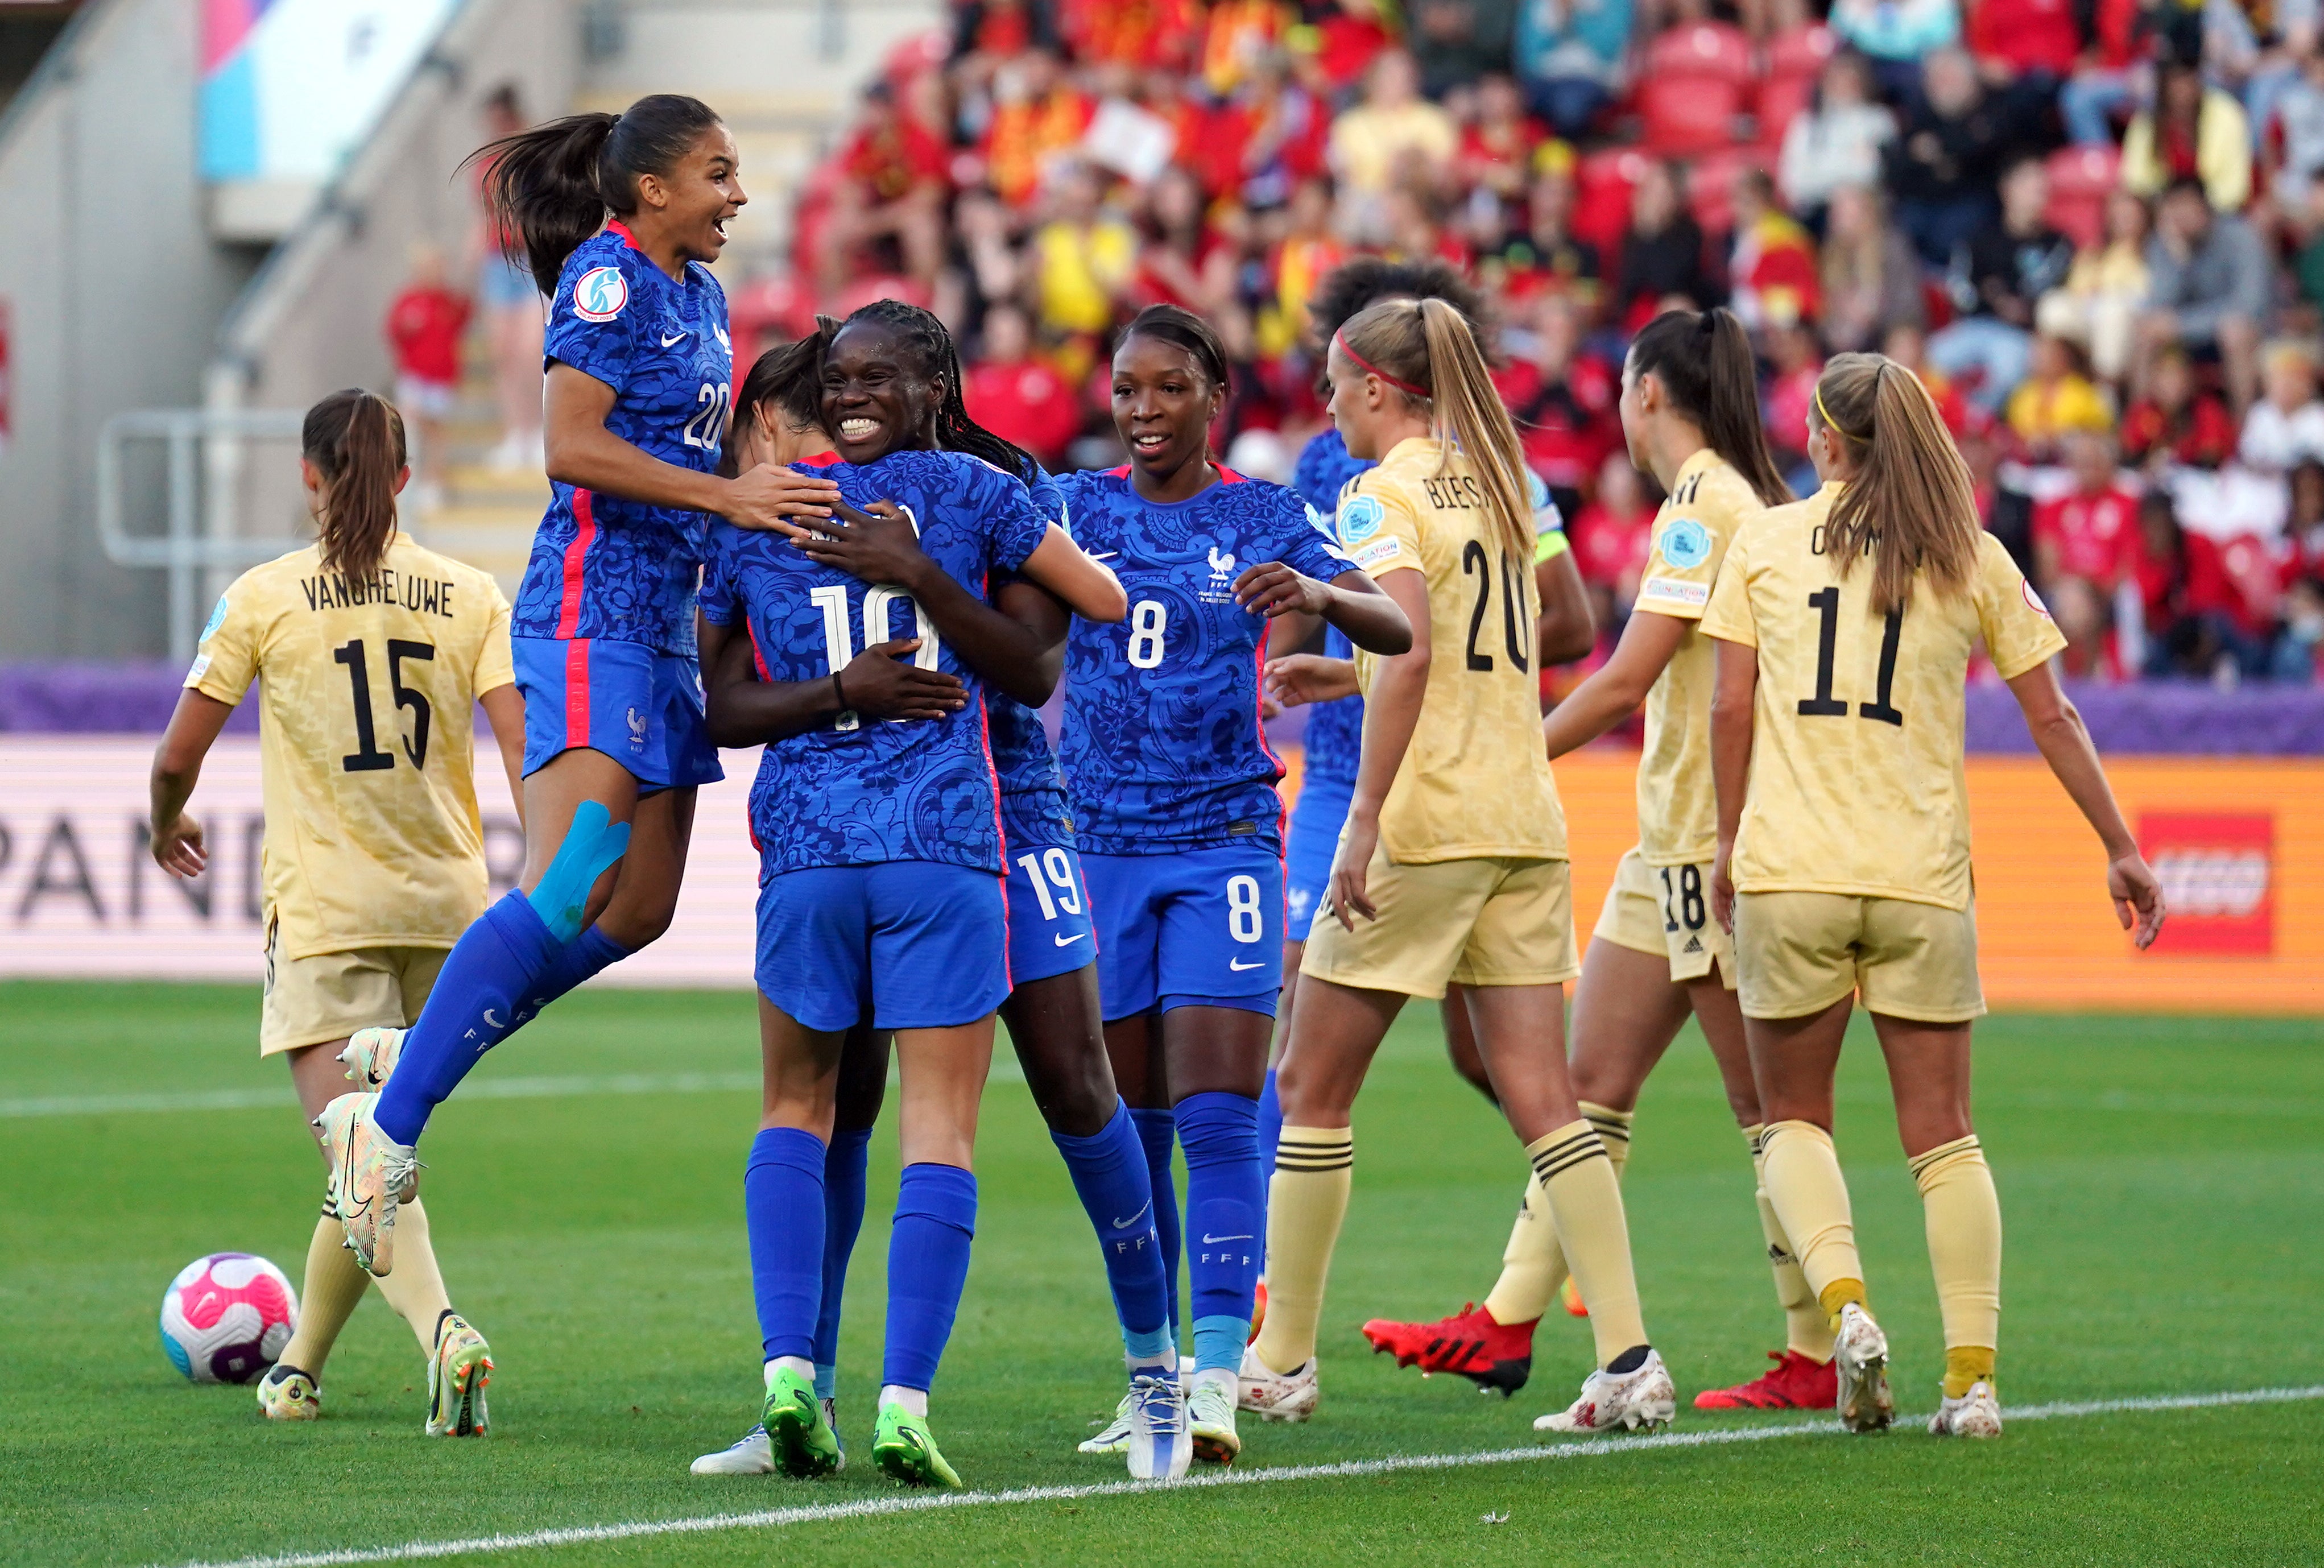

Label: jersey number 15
[334,638,434,772]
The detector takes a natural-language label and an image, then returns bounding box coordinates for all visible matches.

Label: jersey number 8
[808,585,940,732]
[1226,874,1264,944]
[1126,599,1168,669]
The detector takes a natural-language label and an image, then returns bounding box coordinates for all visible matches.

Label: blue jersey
[699,450,1051,878]
[513,224,733,657]
[1058,465,1351,855]
[1291,429,1374,788]
[984,465,1075,854]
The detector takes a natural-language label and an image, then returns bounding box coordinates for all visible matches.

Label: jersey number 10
[808,585,940,732]
[334,638,435,772]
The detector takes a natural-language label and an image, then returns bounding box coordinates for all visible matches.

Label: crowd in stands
[731,0,2324,685]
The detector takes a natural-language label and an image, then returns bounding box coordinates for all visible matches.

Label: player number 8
[1226,874,1263,944]
[1126,599,1168,669]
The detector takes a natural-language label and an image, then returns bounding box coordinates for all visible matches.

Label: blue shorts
[1004,841,1098,987]
[514,635,722,792]
[1082,845,1284,1021]
[755,862,1010,1032]
[1284,771,1355,943]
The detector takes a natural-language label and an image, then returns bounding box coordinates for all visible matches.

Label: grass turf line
[4,982,2319,1567]
[164,1385,2324,1568]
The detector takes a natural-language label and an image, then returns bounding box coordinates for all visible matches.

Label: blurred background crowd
[392,0,2324,687]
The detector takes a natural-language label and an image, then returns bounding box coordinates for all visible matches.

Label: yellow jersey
[186,532,516,959]
[1631,448,1767,866]
[1339,436,1566,864]
[1700,485,2066,910]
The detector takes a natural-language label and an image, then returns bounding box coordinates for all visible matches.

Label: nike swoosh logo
[1112,1201,1152,1230]
[1088,551,1119,561]
[661,331,687,346]
[482,1008,505,1028]
[1228,958,1264,971]
[1055,932,1086,946]
[1201,1233,1253,1244]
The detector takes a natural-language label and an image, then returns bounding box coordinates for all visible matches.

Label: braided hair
[838,299,1037,482]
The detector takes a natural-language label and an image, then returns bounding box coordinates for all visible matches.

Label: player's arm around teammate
[1702,353,2165,1439]
[148,392,518,1435]
[1251,297,1674,1435]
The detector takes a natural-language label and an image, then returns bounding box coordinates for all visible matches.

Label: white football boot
[1126,1371,1192,1480]
[1834,1302,1895,1433]
[1237,1343,1319,1422]
[1078,1389,1135,1455]
[1532,1348,1677,1434]
[1187,1370,1242,1464]
[691,1425,774,1475]
[338,1027,406,1089]
[1928,1379,2003,1438]
[313,1091,418,1276]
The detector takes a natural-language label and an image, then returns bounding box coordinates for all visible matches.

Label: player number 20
[680,382,731,452]
[1126,599,1168,669]
[1015,848,1084,921]
[1226,874,1264,944]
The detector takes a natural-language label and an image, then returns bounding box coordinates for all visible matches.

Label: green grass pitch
[3,980,2320,1566]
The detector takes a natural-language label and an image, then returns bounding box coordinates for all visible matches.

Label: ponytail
[466,94,723,296]
[1812,351,1980,613]
[840,298,1037,483]
[1337,296,1533,566]
[303,390,406,582]
[725,316,841,477]
[1626,308,1792,507]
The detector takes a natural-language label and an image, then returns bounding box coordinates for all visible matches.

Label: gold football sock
[1480,1102,1634,1326]
[373,1196,454,1356]
[1254,1126,1353,1375]
[1746,1123,1833,1362]
[278,1203,369,1375]
[1527,1121,1648,1367]
[1911,1135,2001,1397]
[1758,1120,1865,1329]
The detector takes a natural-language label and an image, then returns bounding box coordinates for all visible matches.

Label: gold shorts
[259,927,449,1057]
[1590,846,1735,986]
[1301,849,1578,1000]
[1732,892,1985,1023]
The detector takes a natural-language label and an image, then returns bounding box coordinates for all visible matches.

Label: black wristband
[830,670,848,712]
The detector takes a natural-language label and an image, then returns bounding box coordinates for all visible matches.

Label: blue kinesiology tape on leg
[525,799,632,944]
[1177,1090,1263,1376]
[814,1124,875,1382]
[1128,1107,1182,1339]
[882,1163,978,1392]
[1051,1100,1172,1359]
[747,1128,826,1363]
[373,891,561,1146]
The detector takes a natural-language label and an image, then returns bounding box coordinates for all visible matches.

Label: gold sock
[1527,1121,1648,1367]
[1746,1123,1833,1362]
[373,1195,454,1356]
[1945,1345,1996,1398]
[278,1204,369,1375]
[1253,1126,1353,1375]
[1480,1103,1634,1326]
[1758,1120,1864,1329]
[1911,1135,2001,1397]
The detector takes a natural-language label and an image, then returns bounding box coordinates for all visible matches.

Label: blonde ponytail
[1812,352,1980,613]
[1337,296,1533,566]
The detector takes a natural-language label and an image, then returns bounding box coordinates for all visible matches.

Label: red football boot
[1359,1302,1536,1396]
[1692,1349,1838,1410]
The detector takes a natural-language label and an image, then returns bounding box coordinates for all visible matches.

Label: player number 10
[808,585,941,732]
[1015,848,1085,921]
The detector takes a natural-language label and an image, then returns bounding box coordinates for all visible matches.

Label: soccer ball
[159,1253,298,1384]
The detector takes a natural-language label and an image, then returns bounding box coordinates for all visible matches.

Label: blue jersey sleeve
[1275,491,1355,581]
[981,465,1053,574]
[698,528,742,626]
[543,249,644,395]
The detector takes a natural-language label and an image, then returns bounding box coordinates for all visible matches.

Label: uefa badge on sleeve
[572,266,630,322]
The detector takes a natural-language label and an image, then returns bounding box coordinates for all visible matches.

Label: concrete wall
[0,0,255,657]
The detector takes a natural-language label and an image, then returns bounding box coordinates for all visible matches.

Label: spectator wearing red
[1494,157,1602,316]
[1207,48,1331,208]
[2135,490,2268,676]
[962,303,1083,467]
[1200,0,1291,96]
[1455,73,1546,208]
[1570,449,1656,624]
[981,49,1094,208]
[953,0,1055,63]
[1505,293,1619,504]
[1762,321,1827,470]
[1256,175,1346,361]
[1061,0,1199,68]
[2122,345,2238,470]
[383,243,470,512]
[2060,0,2149,146]
[1964,0,2082,85]
[821,79,950,297]
[1726,168,1821,332]
[2034,430,2142,589]
[1130,166,1230,314]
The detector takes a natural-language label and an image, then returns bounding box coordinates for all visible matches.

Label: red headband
[1334,331,1431,399]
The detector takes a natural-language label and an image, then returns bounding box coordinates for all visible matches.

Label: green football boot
[872,1400,962,1488]
[761,1365,843,1478]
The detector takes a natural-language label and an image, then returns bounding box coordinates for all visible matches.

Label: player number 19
[1015,848,1085,921]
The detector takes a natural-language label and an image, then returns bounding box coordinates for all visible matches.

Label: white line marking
[163,1384,2324,1568]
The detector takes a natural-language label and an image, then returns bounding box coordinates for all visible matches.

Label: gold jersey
[1338,436,1566,864]
[186,532,516,959]
[1700,484,2066,910]
[1631,448,1768,866]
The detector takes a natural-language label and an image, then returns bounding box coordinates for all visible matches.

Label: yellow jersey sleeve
[473,581,517,695]
[185,576,268,705]
[1635,452,1756,621]
[1972,532,2069,680]
[1700,526,1757,647]
[1337,475,1425,580]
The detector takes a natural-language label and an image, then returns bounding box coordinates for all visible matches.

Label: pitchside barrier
[0,738,2314,1013]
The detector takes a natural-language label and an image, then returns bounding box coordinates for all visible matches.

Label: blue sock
[1177,1090,1263,1378]
[1051,1099,1173,1365]
[519,924,631,1020]
[814,1124,874,1398]
[746,1128,826,1364]
[882,1163,977,1392]
[1128,1107,1182,1341]
[374,892,560,1145]
[1257,1067,1283,1250]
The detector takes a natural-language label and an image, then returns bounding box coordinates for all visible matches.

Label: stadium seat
[1641,76,1748,155]
[1755,72,1816,155]
[2046,144,2122,251]
[1573,146,1652,255]
[1685,146,1758,235]
[1762,22,1837,84]
[1647,20,1756,85]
